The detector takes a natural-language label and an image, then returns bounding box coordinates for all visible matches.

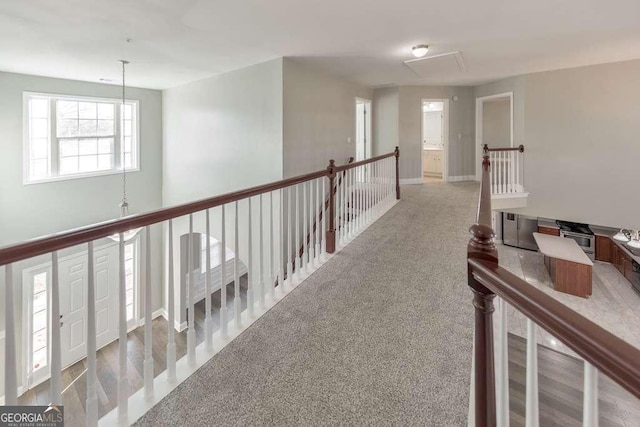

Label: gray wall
[482,98,511,148]
[397,86,475,180]
[0,71,163,397]
[282,58,374,176]
[162,58,284,325]
[475,59,640,230]
[372,87,399,156]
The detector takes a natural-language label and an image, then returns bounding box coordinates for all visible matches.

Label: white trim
[355,97,372,160]
[447,175,476,182]
[421,98,450,181]
[475,92,514,181]
[400,178,424,185]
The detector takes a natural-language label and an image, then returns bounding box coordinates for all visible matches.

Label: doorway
[421,99,449,183]
[355,98,372,162]
[475,92,513,180]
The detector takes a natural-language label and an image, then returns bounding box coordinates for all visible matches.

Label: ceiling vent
[403,51,466,77]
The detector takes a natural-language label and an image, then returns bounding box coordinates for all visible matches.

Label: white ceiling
[1,0,639,90]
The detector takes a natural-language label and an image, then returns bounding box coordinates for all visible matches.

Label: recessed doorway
[421,99,449,183]
[475,92,514,180]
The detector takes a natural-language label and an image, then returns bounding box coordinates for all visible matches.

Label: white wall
[0,71,163,397]
[282,58,374,176]
[475,59,640,230]
[482,98,511,148]
[162,58,284,325]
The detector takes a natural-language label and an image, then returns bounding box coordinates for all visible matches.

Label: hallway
[136,182,480,426]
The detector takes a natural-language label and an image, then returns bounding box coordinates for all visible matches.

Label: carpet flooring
[135,182,480,426]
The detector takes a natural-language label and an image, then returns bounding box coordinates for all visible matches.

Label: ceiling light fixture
[412,44,429,58]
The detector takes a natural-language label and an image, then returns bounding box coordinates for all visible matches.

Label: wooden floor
[508,333,640,426]
[18,275,249,427]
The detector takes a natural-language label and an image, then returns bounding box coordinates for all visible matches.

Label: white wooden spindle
[496,297,510,427]
[117,233,128,422]
[144,226,154,401]
[269,192,275,297]
[303,182,308,272]
[287,187,293,283]
[525,319,539,427]
[205,210,213,351]
[234,201,241,328]
[86,243,98,426]
[295,185,301,278]
[167,220,177,381]
[583,362,599,427]
[50,251,62,405]
[321,178,326,256]
[510,151,515,193]
[259,195,265,308]
[516,151,521,192]
[247,198,254,317]
[315,179,321,257]
[349,169,354,238]
[3,264,16,405]
[310,179,315,262]
[220,205,228,337]
[279,188,285,291]
[187,215,196,366]
[502,152,506,194]
[358,166,362,230]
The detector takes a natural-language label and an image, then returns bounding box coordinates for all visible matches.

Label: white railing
[486,145,525,195]
[0,151,400,425]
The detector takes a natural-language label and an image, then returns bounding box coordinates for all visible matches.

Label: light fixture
[411,44,429,58]
[613,229,631,242]
[108,60,141,243]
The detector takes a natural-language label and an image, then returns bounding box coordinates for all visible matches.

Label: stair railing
[483,144,525,195]
[467,150,640,426]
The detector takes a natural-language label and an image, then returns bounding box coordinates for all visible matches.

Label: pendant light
[109,60,141,242]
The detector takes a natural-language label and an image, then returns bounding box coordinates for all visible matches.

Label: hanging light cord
[119,60,129,215]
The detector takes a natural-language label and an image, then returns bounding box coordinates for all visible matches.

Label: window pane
[59,139,79,157]
[33,291,47,312]
[33,328,47,352]
[123,120,132,136]
[125,258,134,277]
[97,119,114,136]
[57,100,78,119]
[31,138,49,158]
[33,347,47,371]
[79,155,98,172]
[122,104,132,120]
[125,244,134,259]
[33,272,47,293]
[124,153,132,168]
[126,304,134,321]
[59,157,78,175]
[30,99,49,118]
[97,154,112,170]
[78,102,97,119]
[98,103,114,119]
[79,139,98,155]
[31,159,48,178]
[57,119,79,137]
[79,119,98,136]
[123,136,132,153]
[31,118,49,139]
[33,310,47,332]
[126,288,134,305]
[98,138,113,154]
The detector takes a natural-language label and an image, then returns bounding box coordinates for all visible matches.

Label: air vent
[403,51,466,77]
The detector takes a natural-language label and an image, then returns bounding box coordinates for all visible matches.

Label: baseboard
[400,178,424,185]
[447,175,476,182]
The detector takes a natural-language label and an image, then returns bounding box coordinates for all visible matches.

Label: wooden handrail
[333,150,396,172]
[469,257,640,399]
[0,150,400,266]
[482,143,524,153]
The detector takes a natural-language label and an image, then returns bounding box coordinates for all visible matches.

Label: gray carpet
[136,182,479,426]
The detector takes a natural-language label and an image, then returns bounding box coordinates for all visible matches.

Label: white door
[58,244,119,368]
[356,99,372,181]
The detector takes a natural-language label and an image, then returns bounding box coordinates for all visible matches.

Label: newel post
[326,159,336,253]
[467,150,498,427]
[394,146,400,200]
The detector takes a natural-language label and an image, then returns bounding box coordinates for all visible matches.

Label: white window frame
[23,92,140,185]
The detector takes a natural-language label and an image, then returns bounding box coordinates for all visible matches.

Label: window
[24,93,139,183]
[124,242,137,323]
[31,271,48,373]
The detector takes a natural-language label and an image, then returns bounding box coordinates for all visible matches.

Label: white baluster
[187,215,196,366]
[496,297,510,427]
[279,188,285,292]
[510,151,515,193]
[220,205,228,337]
[117,233,128,422]
[3,264,16,405]
[270,192,276,297]
[259,196,265,308]
[303,182,308,272]
[144,226,154,401]
[167,220,177,381]
[358,166,362,231]
[287,187,293,283]
[516,151,521,192]
[310,179,315,262]
[50,252,62,405]
[321,178,326,256]
[583,362,599,427]
[234,201,241,328]
[295,185,301,278]
[247,198,254,317]
[205,210,213,351]
[525,319,539,427]
[86,244,98,426]
[315,179,321,258]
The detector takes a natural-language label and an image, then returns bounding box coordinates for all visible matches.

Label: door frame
[421,98,449,181]
[355,97,372,160]
[475,92,514,181]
